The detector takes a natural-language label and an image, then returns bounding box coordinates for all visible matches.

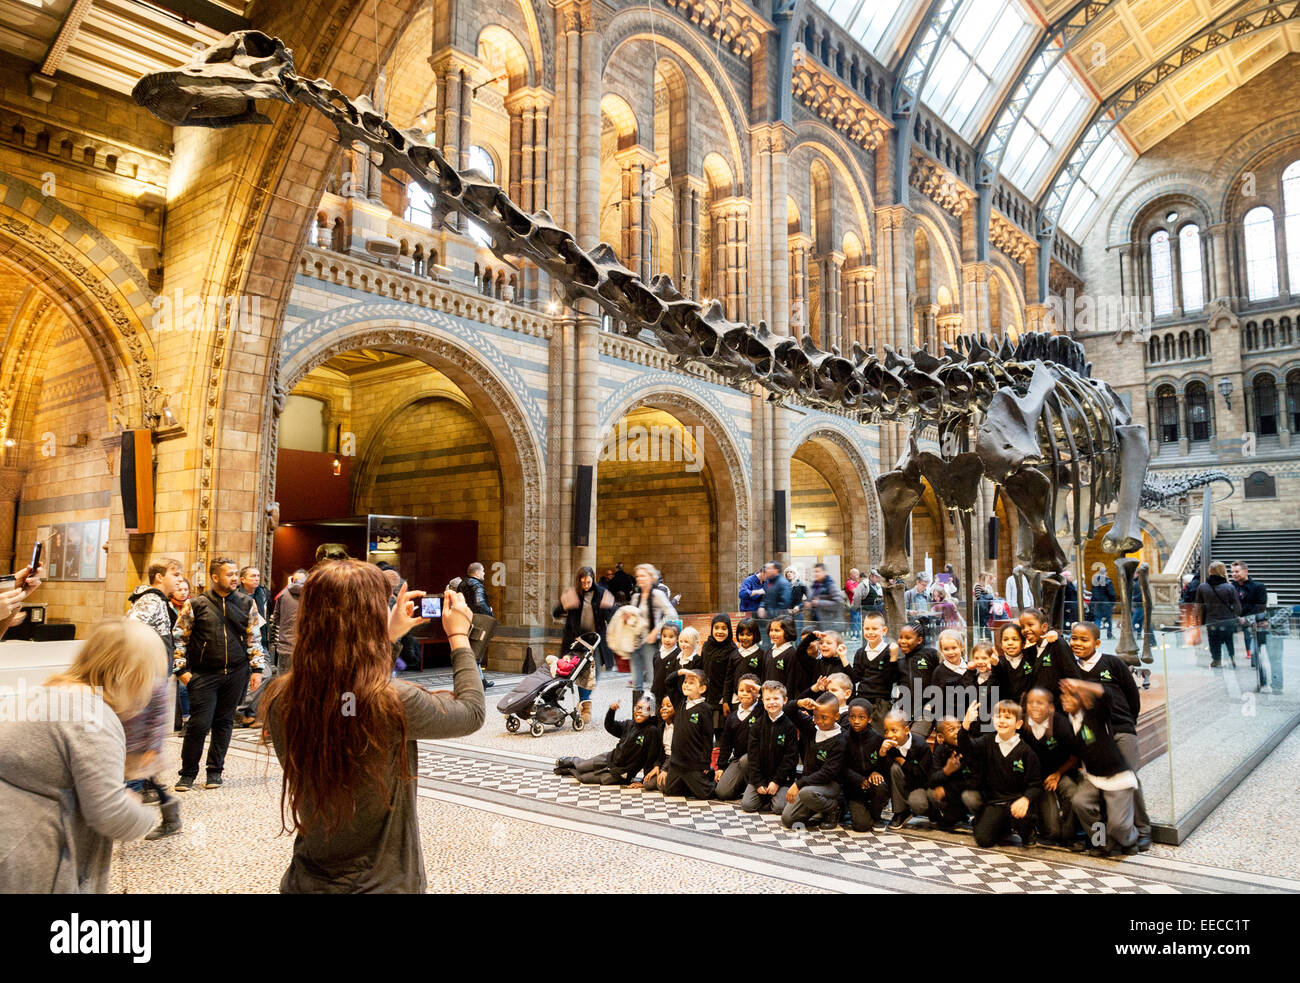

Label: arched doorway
[1082,521,1161,591]
[789,430,880,585]
[595,386,751,613]
[274,323,545,628]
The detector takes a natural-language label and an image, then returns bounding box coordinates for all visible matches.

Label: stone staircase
[1210,528,1300,607]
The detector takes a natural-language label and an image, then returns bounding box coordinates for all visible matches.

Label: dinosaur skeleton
[133,31,1157,664]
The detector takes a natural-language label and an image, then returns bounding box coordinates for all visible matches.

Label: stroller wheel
[529,720,545,738]
[505,715,520,733]
[554,715,566,730]
[572,713,586,732]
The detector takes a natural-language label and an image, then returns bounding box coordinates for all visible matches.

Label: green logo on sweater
[1081,724,1096,745]
[777,734,786,745]
[748,657,759,668]
[776,658,785,669]
[917,659,928,669]
[1100,669,1113,681]
[635,735,644,746]
[1041,655,1053,666]
[816,749,827,761]
[1045,737,1057,748]
[869,751,879,762]
[1023,663,1033,675]
[1012,759,1025,773]
[689,712,700,724]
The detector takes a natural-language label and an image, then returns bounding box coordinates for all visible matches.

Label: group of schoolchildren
[553,607,1152,858]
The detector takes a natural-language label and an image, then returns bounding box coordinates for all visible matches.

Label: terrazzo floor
[107,659,1300,894]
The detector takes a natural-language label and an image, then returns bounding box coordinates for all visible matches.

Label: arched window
[1186,382,1210,442]
[1243,206,1279,301]
[1179,224,1204,312]
[1281,317,1293,346]
[1253,376,1278,436]
[1288,370,1300,432]
[465,146,495,248]
[405,182,434,227]
[1148,336,1160,364]
[1244,470,1276,500]
[1177,331,1190,360]
[1263,320,1275,349]
[1284,160,1300,294]
[1163,335,1174,361]
[1194,328,1209,357]
[1156,386,1179,443]
[1150,229,1174,317]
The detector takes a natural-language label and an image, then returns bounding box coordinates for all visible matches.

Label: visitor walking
[1233,560,1279,691]
[1196,562,1241,668]
[805,563,843,628]
[553,566,615,721]
[630,563,677,705]
[1090,569,1116,639]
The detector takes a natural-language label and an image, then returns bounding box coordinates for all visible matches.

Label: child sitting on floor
[923,716,978,830]
[1021,686,1080,847]
[555,695,662,786]
[782,692,846,829]
[715,674,761,800]
[1059,676,1141,858]
[882,709,932,828]
[638,696,676,791]
[843,697,890,831]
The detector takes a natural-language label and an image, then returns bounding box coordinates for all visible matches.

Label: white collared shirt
[1028,719,1049,740]
[977,669,992,684]
[685,698,707,710]
[995,733,1021,756]
[864,638,889,659]
[766,709,784,722]
[770,641,791,658]
[944,659,968,674]
[1077,652,1102,673]
[1005,653,1024,670]
[1069,710,1084,733]
[895,735,913,757]
[738,643,761,658]
[737,704,754,722]
[815,724,842,742]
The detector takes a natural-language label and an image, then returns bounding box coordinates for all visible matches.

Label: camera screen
[419,595,442,618]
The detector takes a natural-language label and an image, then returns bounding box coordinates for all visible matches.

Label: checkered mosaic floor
[411,746,1185,894]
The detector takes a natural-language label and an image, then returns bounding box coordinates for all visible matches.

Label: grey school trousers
[782,782,842,828]
[1072,775,1137,849]
[1113,732,1150,836]
[742,782,790,814]
[1038,774,1080,841]
[890,762,931,816]
[716,754,748,801]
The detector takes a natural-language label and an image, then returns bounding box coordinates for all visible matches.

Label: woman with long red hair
[260,560,484,892]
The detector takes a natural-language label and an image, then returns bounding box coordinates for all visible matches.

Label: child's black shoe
[887,811,911,829]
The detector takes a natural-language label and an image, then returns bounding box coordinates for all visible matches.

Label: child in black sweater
[1021,687,1080,846]
[715,674,761,800]
[1067,622,1149,851]
[782,693,847,829]
[995,623,1038,706]
[1019,608,1077,700]
[958,699,1042,848]
[763,617,799,692]
[700,613,737,724]
[794,629,850,698]
[649,621,682,710]
[1059,677,1140,857]
[843,698,890,831]
[851,610,899,729]
[639,696,676,791]
[896,622,938,738]
[924,717,979,829]
[555,695,662,785]
[726,619,766,709]
[962,641,1011,733]
[930,628,972,722]
[742,681,801,814]
[663,668,716,799]
[883,709,933,828]
[655,625,702,711]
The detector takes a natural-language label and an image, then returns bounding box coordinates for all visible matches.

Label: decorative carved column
[916,302,939,352]
[937,312,964,347]
[0,465,21,574]
[789,233,811,333]
[961,261,991,337]
[1207,223,1231,303]
[824,250,844,353]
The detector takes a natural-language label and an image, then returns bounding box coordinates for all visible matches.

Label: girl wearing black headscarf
[700,613,737,725]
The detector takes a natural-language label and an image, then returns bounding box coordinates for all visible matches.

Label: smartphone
[418,595,442,619]
[0,541,41,587]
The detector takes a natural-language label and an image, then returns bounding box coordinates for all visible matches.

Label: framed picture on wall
[62,524,82,581]
[96,519,109,580]
[38,519,108,581]
[44,526,62,579]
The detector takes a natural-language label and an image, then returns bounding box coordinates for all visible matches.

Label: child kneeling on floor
[554,694,662,785]
[661,668,716,799]
[715,674,761,800]
[958,699,1042,848]
[742,681,800,813]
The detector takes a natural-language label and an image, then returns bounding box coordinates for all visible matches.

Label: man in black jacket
[173,557,266,791]
[462,562,495,688]
[1232,560,1279,691]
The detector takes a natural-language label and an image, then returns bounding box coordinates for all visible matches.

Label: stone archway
[790,426,884,572]
[598,385,752,607]
[273,323,546,626]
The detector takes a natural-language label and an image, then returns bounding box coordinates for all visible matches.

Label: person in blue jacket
[739,570,765,614]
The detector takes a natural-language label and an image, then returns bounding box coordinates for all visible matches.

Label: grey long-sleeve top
[0,686,157,893]
[267,645,485,893]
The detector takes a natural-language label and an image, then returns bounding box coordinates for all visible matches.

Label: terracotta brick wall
[596,409,717,612]
[789,458,845,566]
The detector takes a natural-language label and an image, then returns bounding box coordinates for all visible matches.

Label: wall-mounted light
[332,458,342,475]
[1217,376,1233,410]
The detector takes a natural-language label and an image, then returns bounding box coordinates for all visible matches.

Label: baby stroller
[498,632,599,738]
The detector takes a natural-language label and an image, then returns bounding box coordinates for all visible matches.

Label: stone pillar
[789,234,810,333]
[507,105,524,204]
[1208,223,1231,302]
[618,153,641,275]
[825,250,845,352]
[937,312,964,348]
[769,126,792,335]
[917,302,938,352]
[458,69,474,171]
[573,7,603,575]
[0,465,20,574]
[961,261,991,337]
[863,265,877,348]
